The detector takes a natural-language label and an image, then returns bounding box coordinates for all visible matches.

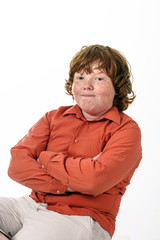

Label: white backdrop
[0,1,160,239]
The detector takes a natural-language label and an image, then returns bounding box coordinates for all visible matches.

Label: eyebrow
[76,69,106,74]
[92,70,106,74]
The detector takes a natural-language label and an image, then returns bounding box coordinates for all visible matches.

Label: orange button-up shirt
[9,105,142,237]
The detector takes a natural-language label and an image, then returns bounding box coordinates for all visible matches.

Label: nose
[83,77,94,90]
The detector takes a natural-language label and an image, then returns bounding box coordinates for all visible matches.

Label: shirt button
[74,138,78,143]
[56,190,60,194]
[41,164,45,169]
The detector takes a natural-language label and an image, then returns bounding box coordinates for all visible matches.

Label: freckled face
[72,61,116,120]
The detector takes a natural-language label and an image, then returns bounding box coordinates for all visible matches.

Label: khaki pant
[0,196,111,240]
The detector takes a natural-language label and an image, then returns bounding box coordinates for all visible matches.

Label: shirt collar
[63,104,121,124]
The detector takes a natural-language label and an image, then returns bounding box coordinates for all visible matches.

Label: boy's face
[72,61,116,120]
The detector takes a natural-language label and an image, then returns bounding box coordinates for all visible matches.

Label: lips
[81,94,95,97]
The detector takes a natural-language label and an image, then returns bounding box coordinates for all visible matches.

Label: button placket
[68,121,87,154]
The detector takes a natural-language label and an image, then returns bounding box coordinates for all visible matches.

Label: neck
[82,111,106,121]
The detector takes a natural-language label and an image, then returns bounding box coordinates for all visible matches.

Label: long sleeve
[38,120,142,196]
[8,112,67,194]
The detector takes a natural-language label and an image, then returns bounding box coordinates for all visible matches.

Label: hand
[93,152,102,161]
[0,232,11,240]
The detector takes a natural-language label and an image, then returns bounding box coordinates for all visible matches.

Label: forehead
[90,61,102,70]
[77,61,106,74]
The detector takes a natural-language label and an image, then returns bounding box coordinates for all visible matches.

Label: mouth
[81,94,95,98]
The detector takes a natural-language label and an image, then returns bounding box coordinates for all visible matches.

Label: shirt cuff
[38,151,57,171]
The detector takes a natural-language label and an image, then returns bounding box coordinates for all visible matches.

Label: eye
[77,76,84,80]
[97,77,103,81]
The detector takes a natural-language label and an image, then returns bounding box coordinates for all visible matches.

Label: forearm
[38,151,105,195]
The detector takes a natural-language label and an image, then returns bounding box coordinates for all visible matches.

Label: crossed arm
[8,113,142,196]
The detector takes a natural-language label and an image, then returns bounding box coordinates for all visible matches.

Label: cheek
[97,83,115,97]
[72,83,79,98]
[108,86,116,97]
